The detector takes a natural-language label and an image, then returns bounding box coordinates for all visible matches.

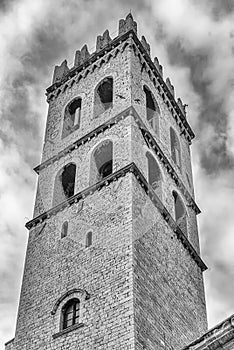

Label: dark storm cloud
[166,40,234,174]
[149,0,234,175]
[0,0,152,169]
[1,0,234,347]
[195,0,234,20]
[0,0,15,12]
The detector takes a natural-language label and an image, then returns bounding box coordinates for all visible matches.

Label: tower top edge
[47,13,191,133]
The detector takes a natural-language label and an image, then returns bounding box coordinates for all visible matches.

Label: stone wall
[130,50,195,198]
[42,42,132,163]
[132,176,207,350]
[6,14,208,350]
[7,175,135,350]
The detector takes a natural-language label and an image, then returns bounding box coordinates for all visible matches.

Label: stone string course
[34,107,200,214]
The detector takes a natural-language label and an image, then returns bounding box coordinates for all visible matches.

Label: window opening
[90,140,113,185]
[173,191,187,236]
[62,98,81,138]
[170,128,181,169]
[62,299,80,330]
[61,221,68,238]
[86,231,92,248]
[53,163,76,206]
[146,152,162,199]
[94,77,113,117]
[144,86,160,135]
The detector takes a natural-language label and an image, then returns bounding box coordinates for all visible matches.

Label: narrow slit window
[86,231,92,248]
[61,221,68,238]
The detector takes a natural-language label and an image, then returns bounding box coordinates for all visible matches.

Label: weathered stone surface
[6,14,214,350]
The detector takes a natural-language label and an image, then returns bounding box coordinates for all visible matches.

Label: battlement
[49,13,187,119]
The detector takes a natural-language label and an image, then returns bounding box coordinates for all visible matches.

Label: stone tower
[6,14,208,350]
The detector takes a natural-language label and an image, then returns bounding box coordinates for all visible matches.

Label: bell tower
[6,14,208,350]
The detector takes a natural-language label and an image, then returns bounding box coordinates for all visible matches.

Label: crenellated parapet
[118,13,137,35]
[96,29,112,52]
[49,13,191,139]
[52,60,69,84]
[166,77,175,97]
[177,97,187,116]
[141,35,150,56]
[154,57,163,77]
[74,44,90,67]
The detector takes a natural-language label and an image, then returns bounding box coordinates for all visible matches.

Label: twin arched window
[144,86,160,136]
[62,298,80,330]
[52,140,113,207]
[62,76,113,138]
[146,152,188,236]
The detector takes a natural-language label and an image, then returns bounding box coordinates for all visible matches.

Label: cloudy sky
[0,0,234,348]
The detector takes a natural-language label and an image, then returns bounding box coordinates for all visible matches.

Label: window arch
[62,98,82,138]
[170,127,181,169]
[61,298,80,330]
[143,86,160,135]
[94,77,113,117]
[146,152,162,199]
[53,163,76,206]
[172,191,187,236]
[85,231,92,248]
[61,221,68,238]
[90,140,113,185]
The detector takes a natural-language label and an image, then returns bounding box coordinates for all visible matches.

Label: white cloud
[0,0,234,348]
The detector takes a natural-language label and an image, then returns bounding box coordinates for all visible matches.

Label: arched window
[61,221,68,238]
[146,152,162,199]
[170,127,181,169]
[62,98,82,138]
[90,140,113,185]
[53,163,76,207]
[94,77,113,117]
[173,191,187,236]
[61,298,80,330]
[143,86,160,135]
[86,231,92,248]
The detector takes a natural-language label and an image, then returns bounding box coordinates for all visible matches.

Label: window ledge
[52,323,84,339]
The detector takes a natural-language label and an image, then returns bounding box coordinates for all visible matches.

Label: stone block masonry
[6,13,209,350]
